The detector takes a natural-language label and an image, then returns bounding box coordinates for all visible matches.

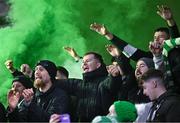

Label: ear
[96,62,101,68]
[153,80,158,88]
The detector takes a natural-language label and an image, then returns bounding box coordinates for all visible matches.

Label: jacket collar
[82,63,108,82]
[153,91,178,105]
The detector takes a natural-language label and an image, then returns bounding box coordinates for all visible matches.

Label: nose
[143,90,147,96]
[35,69,40,76]
[154,36,159,42]
[135,67,140,73]
[82,61,87,67]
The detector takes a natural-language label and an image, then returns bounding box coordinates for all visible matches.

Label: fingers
[8,89,14,97]
[105,44,112,51]
[50,114,60,123]
[63,46,75,53]
[156,10,161,16]
[5,59,13,65]
[157,5,170,13]
[63,46,71,51]
[90,22,103,31]
[105,44,115,48]
[5,59,13,69]
[107,65,120,77]
[20,64,30,73]
[90,22,98,30]
[157,5,163,12]
[14,91,20,98]
[149,41,163,56]
[105,44,116,51]
[22,88,34,102]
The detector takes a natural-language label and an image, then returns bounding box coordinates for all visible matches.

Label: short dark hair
[83,52,104,64]
[141,69,164,82]
[154,27,170,39]
[57,66,69,78]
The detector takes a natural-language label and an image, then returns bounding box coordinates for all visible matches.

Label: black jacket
[0,102,7,122]
[147,91,180,122]
[56,64,121,121]
[8,84,69,122]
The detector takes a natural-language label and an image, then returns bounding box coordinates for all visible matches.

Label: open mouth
[83,67,89,72]
[136,71,142,78]
[35,76,42,80]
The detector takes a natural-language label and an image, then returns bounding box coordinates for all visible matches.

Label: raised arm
[157,5,180,38]
[5,60,16,73]
[105,44,121,57]
[20,64,33,78]
[5,60,24,77]
[90,23,152,61]
[63,46,82,62]
[90,23,113,40]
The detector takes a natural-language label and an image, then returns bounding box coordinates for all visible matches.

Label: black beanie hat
[138,57,155,69]
[57,66,69,78]
[12,75,33,89]
[36,60,57,80]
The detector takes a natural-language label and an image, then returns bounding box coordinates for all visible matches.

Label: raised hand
[157,5,173,20]
[8,89,20,112]
[5,60,15,72]
[22,88,34,103]
[149,41,163,56]
[106,64,120,77]
[105,44,121,57]
[63,46,81,61]
[90,22,114,40]
[20,64,32,77]
[90,23,108,35]
[157,5,175,26]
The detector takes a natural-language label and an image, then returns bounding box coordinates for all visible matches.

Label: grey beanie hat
[138,57,155,69]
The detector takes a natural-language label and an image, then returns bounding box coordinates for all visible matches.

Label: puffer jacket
[56,64,121,121]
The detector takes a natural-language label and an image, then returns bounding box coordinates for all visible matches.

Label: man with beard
[50,52,121,122]
[7,60,69,122]
[132,57,155,103]
[133,57,155,122]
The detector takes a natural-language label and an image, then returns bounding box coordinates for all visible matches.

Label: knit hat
[138,57,155,69]
[92,116,118,123]
[12,75,33,89]
[114,101,137,122]
[36,60,57,80]
[57,66,69,78]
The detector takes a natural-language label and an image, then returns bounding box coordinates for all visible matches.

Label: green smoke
[0,0,180,106]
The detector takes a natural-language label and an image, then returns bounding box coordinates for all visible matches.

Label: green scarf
[162,37,180,87]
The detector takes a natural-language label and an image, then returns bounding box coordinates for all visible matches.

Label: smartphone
[59,114,70,123]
